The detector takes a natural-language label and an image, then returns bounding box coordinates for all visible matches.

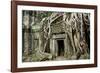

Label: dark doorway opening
[57,40,64,56]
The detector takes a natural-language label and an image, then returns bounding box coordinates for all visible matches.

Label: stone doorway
[57,40,64,56]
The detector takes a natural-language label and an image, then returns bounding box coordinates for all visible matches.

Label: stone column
[24,31,29,55]
[52,39,55,56]
[50,39,53,54]
[64,38,67,57]
[50,39,57,57]
[55,40,58,57]
[23,11,30,55]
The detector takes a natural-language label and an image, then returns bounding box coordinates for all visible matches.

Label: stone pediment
[51,21,65,34]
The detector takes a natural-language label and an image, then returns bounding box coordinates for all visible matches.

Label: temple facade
[22,10,90,62]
